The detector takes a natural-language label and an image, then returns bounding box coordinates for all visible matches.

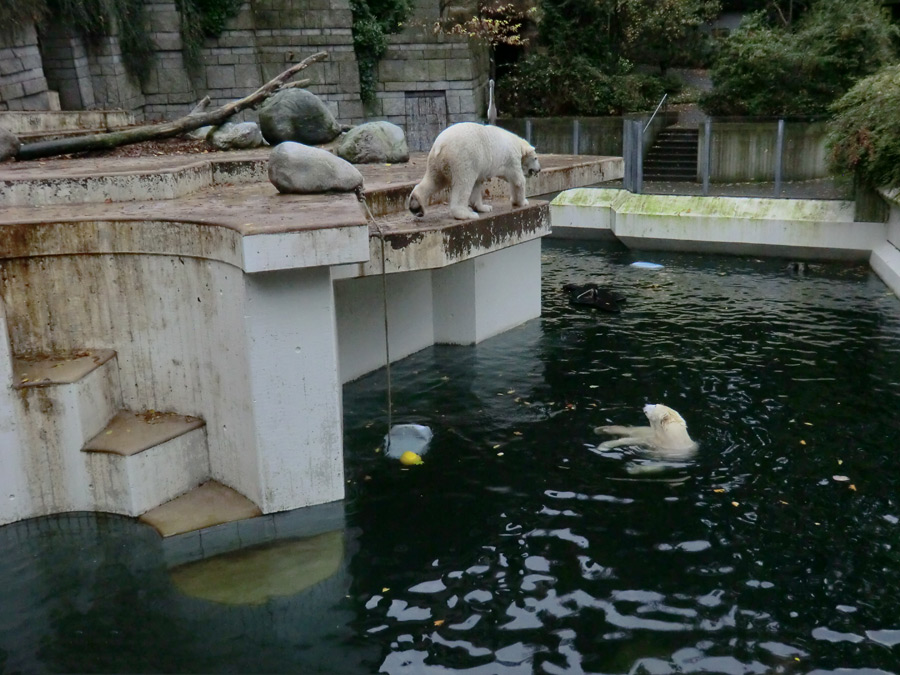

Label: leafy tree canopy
[619,0,720,74]
[701,0,898,116]
[827,64,900,189]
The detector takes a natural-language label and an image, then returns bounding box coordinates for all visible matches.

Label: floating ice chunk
[384,423,433,458]
[630,261,664,270]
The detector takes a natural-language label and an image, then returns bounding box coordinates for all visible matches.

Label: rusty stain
[443,204,550,260]
[385,231,426,249]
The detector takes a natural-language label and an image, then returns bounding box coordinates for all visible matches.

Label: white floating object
[384,424,433,458]
[630,262,664,270]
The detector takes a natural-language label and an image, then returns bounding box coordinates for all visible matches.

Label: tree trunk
[16,51,328,161]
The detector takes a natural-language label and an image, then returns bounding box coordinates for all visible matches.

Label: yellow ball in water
[399,451,424,466]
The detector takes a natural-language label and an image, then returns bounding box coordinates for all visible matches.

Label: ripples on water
[3,240,900,674]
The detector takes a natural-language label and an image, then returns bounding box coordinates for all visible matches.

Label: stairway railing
[643,93,668,134]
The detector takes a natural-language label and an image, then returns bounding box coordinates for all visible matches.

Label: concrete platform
[84,410,205,456]
[140,480,263,537]
[12,349,116,388]
[0,147,621,529]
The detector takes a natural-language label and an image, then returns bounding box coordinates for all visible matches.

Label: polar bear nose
[643,403,657,415]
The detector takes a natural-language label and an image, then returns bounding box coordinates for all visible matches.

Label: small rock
[185,125,213,141]
[336,121,409,164]
[0,127,21,161]
[258,89,342,146]
[207,122,264,150]
[268,141,363,194]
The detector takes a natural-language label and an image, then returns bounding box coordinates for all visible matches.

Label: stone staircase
[11,349,258,535]
[643,127,699,182]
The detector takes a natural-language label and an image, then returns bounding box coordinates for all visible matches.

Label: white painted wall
[434,240,542,345]
[551,189,886,260]
[0,300,31,524]
[870,190,900,297]
[0,254,260,505]
[335,270,435,383]
[242,267,345,513]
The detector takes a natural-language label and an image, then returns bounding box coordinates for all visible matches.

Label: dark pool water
[3,240,900,674]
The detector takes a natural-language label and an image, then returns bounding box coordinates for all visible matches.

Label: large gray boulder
[336,121,409,164]
[0,127,21,161]
[258,89,342,146]
[268,142,363,194]
[208,122,265,150]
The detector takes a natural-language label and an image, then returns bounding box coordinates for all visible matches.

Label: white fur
[406,122,541,220]
[595,404,698,457]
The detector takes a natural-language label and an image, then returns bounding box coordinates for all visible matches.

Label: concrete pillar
[433,239,541,345]
[241,267,345,514]
[334,270,435,384]
[0,300,29,525]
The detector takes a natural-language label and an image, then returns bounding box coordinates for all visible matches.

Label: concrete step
[658,129,699,138]
[140,480,262,538]
[645,158,698,167]
[648,147,696,156]
[645,173,698,181]
[11,349,123,515]
[83,410,210,517]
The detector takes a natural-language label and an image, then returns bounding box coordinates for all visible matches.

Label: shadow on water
[3,239,900,673]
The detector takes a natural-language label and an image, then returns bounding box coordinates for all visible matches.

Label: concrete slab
[353,200,550,276]
[140,480,263,537]
[83,409,204,456]
[12,348,116,388]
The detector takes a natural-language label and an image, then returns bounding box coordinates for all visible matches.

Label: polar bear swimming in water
[407,122,541,220]
[595,404,698,459]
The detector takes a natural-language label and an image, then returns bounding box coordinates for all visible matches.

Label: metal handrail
[642,93,668,133]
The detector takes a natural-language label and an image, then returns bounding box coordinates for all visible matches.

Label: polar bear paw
[451,207,480,220]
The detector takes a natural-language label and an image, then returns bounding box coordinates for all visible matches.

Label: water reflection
[4,241,900,673]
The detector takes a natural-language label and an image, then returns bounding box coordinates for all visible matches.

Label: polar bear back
[429,122,528,182]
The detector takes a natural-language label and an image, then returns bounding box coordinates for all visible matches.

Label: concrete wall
[499,117,623,156]
[373,29,488,150]
[334,240,543,383]
[39,23,145,112]
[0,24,53,111]
[706,121,829,182]
[0,0,487,131]
[550,187,886,260]
[870,189,900,298]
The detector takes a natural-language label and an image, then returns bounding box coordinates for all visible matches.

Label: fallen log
[16,51,328,161]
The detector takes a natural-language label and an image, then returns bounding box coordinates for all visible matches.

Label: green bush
[350,0,410,106]
[495,53,665,116]
[827,64,900,189]
[702,0,898,116]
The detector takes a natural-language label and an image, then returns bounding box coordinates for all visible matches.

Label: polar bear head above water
[407,122,541,220]
[595,403,698,456]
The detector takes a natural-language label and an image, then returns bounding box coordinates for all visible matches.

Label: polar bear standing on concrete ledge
[407,122,541,220]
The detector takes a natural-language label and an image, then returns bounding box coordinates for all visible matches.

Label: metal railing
[642,93,668,134]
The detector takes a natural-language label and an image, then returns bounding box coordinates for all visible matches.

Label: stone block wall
[0,25,53,111]
[0,0,488,137]
[373,30,488,150]
[39,22,145,113]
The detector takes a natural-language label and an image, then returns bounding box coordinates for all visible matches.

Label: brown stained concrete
[12,348,116,388]
[140,480,263,537]
[83,409,205,456]
[359,200,551,275]
[0,151,618,269]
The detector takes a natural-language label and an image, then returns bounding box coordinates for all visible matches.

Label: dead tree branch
[17,51,328,161]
